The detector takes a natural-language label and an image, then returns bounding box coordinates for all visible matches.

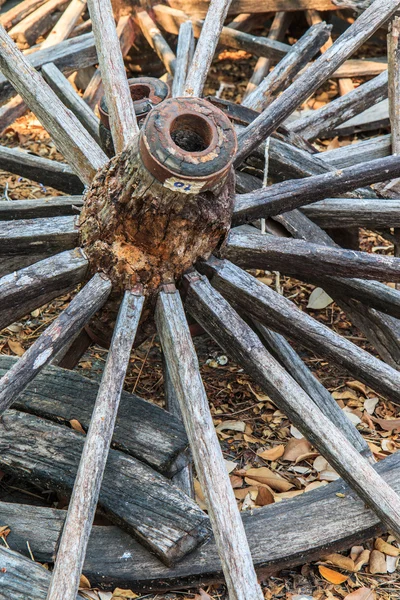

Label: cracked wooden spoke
[0,273,112,416]
[156,287,264,600]
[172,20,195,97]
[0,26,107,183]
[87,0,138,152]
[47,290,144,600]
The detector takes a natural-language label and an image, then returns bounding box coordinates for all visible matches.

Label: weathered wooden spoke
[0,196,84,220]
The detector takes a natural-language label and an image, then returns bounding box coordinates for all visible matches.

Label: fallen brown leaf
[344,588,375,600]
[282,438,312,461]
[245,467,293,492]
[369,550,387,574]
[323,553,355,572]
[8,340,25,356]
[70,419,86,435]
[256,486,274,506]
[370,417,400,432]
[257,445,285,461]
[374,537,400,556]
[318,565,348,584]
[79,574,91,589]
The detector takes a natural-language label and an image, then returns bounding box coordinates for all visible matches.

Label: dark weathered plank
[0,249,88,332]
[0,215,78,256]
[323,134,391,169]
[0,354,189,476]
[233,155,400,225]
[288,70,388,141]
[47,291,145,600]
[252,322,372,459]
[223,228,400,282]
[0,146,84,194]
[156,287,263,599]
[0,410,210,565]
[302,198,400,228]
[0,32,98,104]
[0,274,111,416]
[200,258,400,404]
[234,0,400,166]
[0,196,83,220]
[2,451,400,592]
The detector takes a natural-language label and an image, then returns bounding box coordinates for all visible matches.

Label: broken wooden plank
[0,196,83,219]
[235,0,400,166]
[183,0,232,97]
[0,410,210,565]
[0,354,189,476]
[41,62,101,143]
[201,257,400,404]
[0,146,84,193]
[87,0,138,152]
[156,286,263,599]
[0,0,49,30]
[47,290,144,600]
[0,273,111,415]
[8,0,69,46]
[0,249,88,332]
[0,28,107,183]
[40,0,87,48]
[243,21,331,112]
[223,227,400,282]
[136,10,177,76]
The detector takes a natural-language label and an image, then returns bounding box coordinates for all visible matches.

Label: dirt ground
[1,10,400,600]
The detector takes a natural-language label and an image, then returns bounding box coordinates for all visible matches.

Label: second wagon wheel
[2,0,400,598]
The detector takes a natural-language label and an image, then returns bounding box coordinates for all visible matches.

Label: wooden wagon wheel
[1,0,400,598]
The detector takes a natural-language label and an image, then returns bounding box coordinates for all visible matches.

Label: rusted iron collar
[139,97,237,193]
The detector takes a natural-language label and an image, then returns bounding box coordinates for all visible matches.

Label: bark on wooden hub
[79,96,237,294]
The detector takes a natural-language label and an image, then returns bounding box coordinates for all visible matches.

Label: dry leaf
[369,550,387,574]
[364,397,379,415]
[290,425,303,439]
[346,381,368,396]
[255,486,274,506]
[318,565,348,584]
[344,588,375,600]
[371,417,400,432]
[79,574,91,589]
[282,438,312,461]
[257,445,285,461]
[386,555,398,573]
[0,526,10,539]
[323,553,355,571]
[307,288,334,309]
[215,420,246,433]
[354,549,370,572]
[374,537,400,556]
[8,339,25,356]
[234,486,258,500]
[229,475,243,489]
[304,481,328,493]
[194,479,207,510]
[245,467,293,492]
[350,546,364,562]
[111,589,138,599]
[194,590,213,600]
[381,439,397,453]
[319,469,340,482]
[70,419,86,434]
[224,460,237,474]
[274,489,304,500]
[313,456,329,472]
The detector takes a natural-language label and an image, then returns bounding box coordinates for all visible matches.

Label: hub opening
[130,84,152,101]
[170,114,213,153]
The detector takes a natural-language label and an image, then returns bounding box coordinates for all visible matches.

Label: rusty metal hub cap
[140,96,237,193]
[80,97,237,294]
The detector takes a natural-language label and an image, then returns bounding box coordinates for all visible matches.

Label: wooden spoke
[0,95,28,134]
[200,258,400,404]
[252,322,372,460]
[0,410,209,565]
[301,198,400,229]
[0,145,83,193]
[324,134,391,169]
[136,10,177,76]
[41,62,101,143]
[183,0,233,97]
[40,0,87,49]
[223,227,400,282]
[234,0,400,166]
[0,273,111,416]
[0,32,98,104]
[288,70,388,141]
[0,249,88,332]
[243,11,290,99]
[0,355,190,476]
[155,286,264,600]
[184,272,400,542]
[0,0,48,30]
[0,27,107,183]
[0,215,78,258]
[153,4,291,62]
[47,291,145,600]
[163,0,343,18]
[82,68,103,109]
[172,21,195,97]
[233,155,400,225]
[163,356,194,496]
[243,21,331,112]
[87,0,138,153]
[0,196,83,220]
